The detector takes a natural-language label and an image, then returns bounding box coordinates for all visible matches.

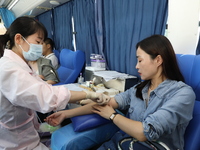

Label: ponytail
[0,33,10,57]
[0,16,47,58]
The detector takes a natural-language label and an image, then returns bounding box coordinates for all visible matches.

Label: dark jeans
[97,131,154,150]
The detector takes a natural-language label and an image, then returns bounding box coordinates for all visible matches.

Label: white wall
[166,0,200,54]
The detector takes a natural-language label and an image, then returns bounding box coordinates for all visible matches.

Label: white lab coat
[0,50,71,150]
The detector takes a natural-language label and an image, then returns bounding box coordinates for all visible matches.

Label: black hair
[135,35,184,100]
[44,38,55,51]
[0,16,47,57]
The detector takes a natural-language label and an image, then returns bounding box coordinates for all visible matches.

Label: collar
[142,79,177,99]
[45,53,55,58]
[3,49,33,73]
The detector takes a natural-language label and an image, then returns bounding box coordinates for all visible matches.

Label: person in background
[0,16,110,150]
[43,37,59,69]
[29,56,59,85]
[45,35,195,150]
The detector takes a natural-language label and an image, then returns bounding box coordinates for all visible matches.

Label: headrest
[59,49,75,69]
[176,54,200,101]
[59,49,85,70]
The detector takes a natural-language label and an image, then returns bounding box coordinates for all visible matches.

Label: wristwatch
[109,112,118,121]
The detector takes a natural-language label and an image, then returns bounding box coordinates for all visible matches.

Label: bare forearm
[108,97,119,109]
[113,114,147,141]
[46,80,57,85]
[63,102,95,118]
[69,90,87,103]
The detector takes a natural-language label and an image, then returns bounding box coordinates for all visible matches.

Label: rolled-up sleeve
[142,85,195,141]
[114,87,135,110]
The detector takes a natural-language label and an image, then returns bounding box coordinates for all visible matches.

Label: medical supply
[78,73,84,84]
[39,122,60,133]
[90,54,106,70]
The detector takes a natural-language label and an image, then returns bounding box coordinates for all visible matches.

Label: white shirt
[0,50,70,150]
[45,53,59,69]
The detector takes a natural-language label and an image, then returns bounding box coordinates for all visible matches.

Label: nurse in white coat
[0,16,110,150]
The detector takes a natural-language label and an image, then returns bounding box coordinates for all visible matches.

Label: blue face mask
[19,36,43,61]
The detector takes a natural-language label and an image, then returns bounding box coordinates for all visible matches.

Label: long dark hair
[135,35,184,100]
[0,16,47,57]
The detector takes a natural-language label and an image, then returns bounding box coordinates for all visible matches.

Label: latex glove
[84,91,111,105]
[79,99,94,105]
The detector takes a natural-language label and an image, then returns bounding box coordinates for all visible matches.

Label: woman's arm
[45,102,96,126]
[69,90,111,104]
[92,103,147,141]
[68,91,87,103]
[46,80,57,84]
[111,112,146,141]
[45,97,118,126]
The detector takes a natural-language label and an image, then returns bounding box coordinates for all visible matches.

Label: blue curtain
[36,0,168,76]
[52,3,73,51]
[102,0,168,76]
[36,10,54,40]
[94,0,106,67]
[0,8,16,28]
[37,2,73,51]
[73,0,98,65]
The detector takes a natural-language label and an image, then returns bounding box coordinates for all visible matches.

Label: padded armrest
[71,113,111,132]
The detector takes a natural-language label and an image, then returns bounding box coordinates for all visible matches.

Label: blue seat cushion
[51,123,119,150]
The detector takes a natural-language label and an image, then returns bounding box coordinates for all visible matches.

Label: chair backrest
[176,54,200,150]
[184,101,200,150]
[176,54,200,101]
[55,49,85,85]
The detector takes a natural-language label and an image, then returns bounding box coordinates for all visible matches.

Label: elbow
[137,136,147,142]
[133,132,147,142]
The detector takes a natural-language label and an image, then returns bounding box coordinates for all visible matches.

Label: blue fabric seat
[51,123,119,150]
[54,49,85,85]
[176,54,200,150]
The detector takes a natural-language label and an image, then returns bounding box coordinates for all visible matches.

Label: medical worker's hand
[84,91,111,105]
[79,99,94,105]
[44,111,66,127]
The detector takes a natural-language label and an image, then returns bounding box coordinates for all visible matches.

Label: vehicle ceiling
[0,0,71,17]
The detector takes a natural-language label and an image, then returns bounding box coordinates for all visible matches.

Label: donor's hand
[44,111,66,127]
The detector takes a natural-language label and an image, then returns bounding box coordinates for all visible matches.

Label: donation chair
[176,54,200,150]
[54,49,85,85]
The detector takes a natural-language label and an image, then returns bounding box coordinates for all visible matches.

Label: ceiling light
[8,0,19,10]
[50,1,60,5]
[36,6,51,11]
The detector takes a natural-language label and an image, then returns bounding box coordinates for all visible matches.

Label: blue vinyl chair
[54,49,85,85]
[176,54,200,150]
